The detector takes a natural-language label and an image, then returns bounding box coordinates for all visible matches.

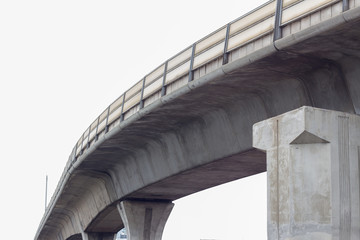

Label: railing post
[161,62,168,97]
[86,127,91,148]
[120,92,126,122]
[73,145,78,162]
[188,43,196,82]
[139,77,146,109]
[79,134,84,155]
[273,0,283,41]
[343,0,349,11]
[94,117,100,141]
[223,23,231,65]
[104,107,110,133]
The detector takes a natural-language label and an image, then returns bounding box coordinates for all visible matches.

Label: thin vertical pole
[45,175,48,211]
[86,127,91,148]
[161,62,168,97]
[188,43,196,82]
[74,143,78,160]
[104,107,110,133]
[273,0,283,41]
[94,117,100,141]
[120,92,126,122]
[223,23,231,65]
[139,77,146,109]
[80,133,85,154]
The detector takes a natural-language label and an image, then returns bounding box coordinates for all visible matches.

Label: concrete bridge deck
[35,0,360,239]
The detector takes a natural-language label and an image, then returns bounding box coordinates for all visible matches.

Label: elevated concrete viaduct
[35,1,360,239]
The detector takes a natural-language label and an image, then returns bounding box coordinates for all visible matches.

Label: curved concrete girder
[63,170,116,207]
[51,188,96,236]
[338,56,360,113]
[52,207,83,240]
[75,94,271,233]
[299,61,355,113]
[38,225,59,240]
[103,94,269,198]
[250,77,312,117]
[51,211,76,240]
[250,59,356,115]
[117,200,174,240]
[75,182,113,231]
[40,223,64,240]
[71,171,120,232]
[39,171,119,239]
[53,170,117,231]
[86,203,123,233]
[56,178,98,210]
[46,217,67,238]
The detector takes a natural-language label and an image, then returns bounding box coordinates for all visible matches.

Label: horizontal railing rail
[72,0,347,161]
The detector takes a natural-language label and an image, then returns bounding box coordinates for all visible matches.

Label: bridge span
[36,0,360,239]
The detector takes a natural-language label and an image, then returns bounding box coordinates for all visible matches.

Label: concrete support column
[82,232,116,240]
[117,200,174,240]
[253,106,360,240]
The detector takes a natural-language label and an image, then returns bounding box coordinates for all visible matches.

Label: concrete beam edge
[274,7,360,51]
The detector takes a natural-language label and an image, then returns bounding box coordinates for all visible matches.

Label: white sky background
[0,0,268,239]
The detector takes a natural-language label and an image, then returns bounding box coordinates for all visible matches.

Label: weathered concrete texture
[253,106,360,240]
[35,6,360,240]
[80,95,268,233]
[86,204,123,233]
[117,200,174,240]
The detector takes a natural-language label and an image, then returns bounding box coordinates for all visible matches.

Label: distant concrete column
[253,106,360,240]
[117,200,174,240]
[82,232,116,240]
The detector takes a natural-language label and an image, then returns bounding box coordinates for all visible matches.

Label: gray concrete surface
[35,6,360,240]
[253,107,360,240]
[117,200,174,240]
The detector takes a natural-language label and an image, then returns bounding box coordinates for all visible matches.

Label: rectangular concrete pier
[253,106,360,240]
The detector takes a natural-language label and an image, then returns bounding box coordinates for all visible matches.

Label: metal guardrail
[73,0,347,160]
[37,0,355,238]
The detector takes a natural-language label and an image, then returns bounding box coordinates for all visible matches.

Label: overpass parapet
[73,0,355,162]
